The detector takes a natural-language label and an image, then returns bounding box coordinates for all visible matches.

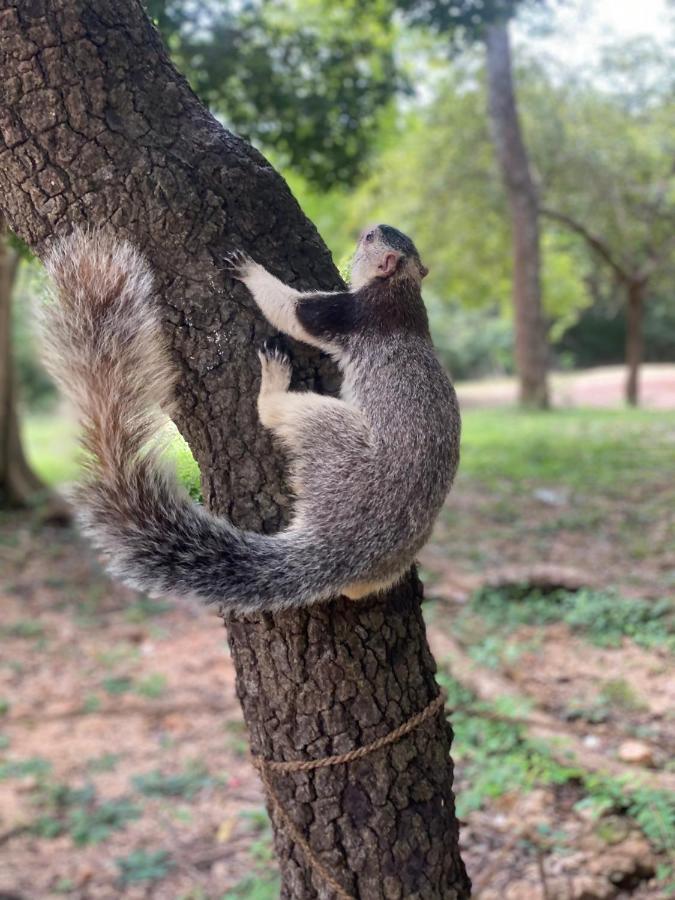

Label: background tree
[484,20,549,407]
[0,1,469,897]
[525,41,675,405]
[0,220,45,508]
[394,0,551,407]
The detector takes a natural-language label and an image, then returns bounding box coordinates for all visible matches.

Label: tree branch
[540,206,631,282]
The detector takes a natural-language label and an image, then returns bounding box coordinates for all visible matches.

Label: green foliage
[135,673,168,699]
[522,42,675,308]
[577,777,675,856]
[116,849,173,885]
[22,415,79,484]
[395,0,534,43]
[31,779,141,845]
[463,585,674,650]
[439,673,582,817]
[428,301,514,379]
[0,756,52,781]
[438,671,675,879]
[132,764,212,799]
[146,0,402,188]
[101,676,133,696]
[0,619,45,639]
[86,753,122,774]
[341,74,590,344]
[222,875,281,900]
[68,798,142,846]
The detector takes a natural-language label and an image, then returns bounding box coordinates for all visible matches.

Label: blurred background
[1,1,674,898]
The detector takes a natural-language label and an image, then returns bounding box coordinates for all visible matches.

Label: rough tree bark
[0,216,46,507]
[0,2,470,897]
[624,279,645,408]
[485,21,549,409]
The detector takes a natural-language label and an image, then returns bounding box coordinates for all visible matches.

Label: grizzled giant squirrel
[41,225,460,610]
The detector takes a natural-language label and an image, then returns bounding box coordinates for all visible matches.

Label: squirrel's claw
[224,249,254,280]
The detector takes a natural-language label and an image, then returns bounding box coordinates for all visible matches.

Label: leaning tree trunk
[485,22,550,409]
[0,217,45,507]
[0,2,470,897]
[625,278,645,407]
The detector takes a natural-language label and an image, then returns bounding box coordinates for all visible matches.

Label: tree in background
[484,19,549,406]
[527,40,675,405]
[395,0,551,407]
[0,220,45,508]
[0,1,469,896]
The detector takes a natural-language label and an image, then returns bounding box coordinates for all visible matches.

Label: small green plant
[86,753,122,773]
[81,694,102,713]
[0,697,10,716]
[461,585,674,651]
[135,673,167,699]
[1,619,45,639]
[31,780,141,845]
[239,807,275,864]
[0,756,52,781]
[224,720,249,757]
[116,849,173,885]
[563,697,611,724]
[68,798,142,845]
[102,675,134,696]
[599,678,645,711]
[132,763,211,799]
[437,670,675,890]
[222,875,281,899]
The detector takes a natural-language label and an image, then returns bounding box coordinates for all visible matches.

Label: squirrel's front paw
[224,249,255,281]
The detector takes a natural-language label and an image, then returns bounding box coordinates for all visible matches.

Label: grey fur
[41,227,460,611]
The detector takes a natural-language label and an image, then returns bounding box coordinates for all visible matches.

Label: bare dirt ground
[456,364,675,410]
[1,504,672,899]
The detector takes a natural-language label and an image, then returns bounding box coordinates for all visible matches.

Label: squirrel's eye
[365,231,375,243]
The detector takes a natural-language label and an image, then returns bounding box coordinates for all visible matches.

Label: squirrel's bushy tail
[41,231,333,610]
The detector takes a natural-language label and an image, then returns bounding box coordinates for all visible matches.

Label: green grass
[458,408,675,494]
[116,849,173,885]
[458,585,675,651]
[131,763,212,799]
[22,415,201,494]
[22,414,80,485]
[24,408,675,502]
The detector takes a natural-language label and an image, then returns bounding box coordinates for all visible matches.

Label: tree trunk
[0,217,45,507]
[485,21,550,409]
[625,279,645,407]
[0,2,470,897]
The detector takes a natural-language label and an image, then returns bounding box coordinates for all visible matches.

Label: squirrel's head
[350,224,428,291]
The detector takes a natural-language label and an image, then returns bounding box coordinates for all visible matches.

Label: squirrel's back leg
[257,338,369,462]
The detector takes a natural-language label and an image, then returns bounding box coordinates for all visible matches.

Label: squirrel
[41,225,460,611]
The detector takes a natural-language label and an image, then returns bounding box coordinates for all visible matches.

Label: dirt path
[457,364,675,409]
